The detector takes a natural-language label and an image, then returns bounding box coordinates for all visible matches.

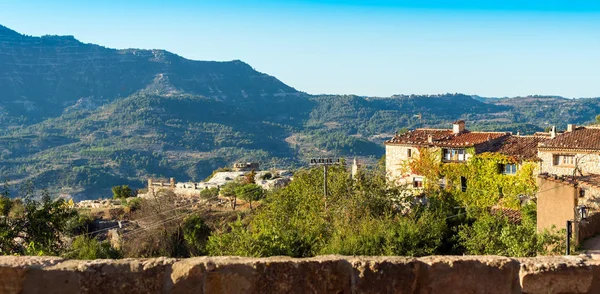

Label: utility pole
[309,157,343,210]
[323,165,328,209]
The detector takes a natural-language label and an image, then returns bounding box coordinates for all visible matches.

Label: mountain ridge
[2,24,600,199]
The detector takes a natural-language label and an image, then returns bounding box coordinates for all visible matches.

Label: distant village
[141,162,294,198]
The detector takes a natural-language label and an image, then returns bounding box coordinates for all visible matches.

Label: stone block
[0,256,63,294]
[519,256,593,294]
[419,255,520,294]
[350,256,420,294]
[253,256,352,294]
[75,258,176,294]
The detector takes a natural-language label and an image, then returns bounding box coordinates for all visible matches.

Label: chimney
[427,134,434,143]
[550,126,556,139]
[453,120,465,134]
[567,124,576,132]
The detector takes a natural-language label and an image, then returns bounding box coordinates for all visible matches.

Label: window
[413,177,423,188]
[443,148,466,162]
[460,176,467,192]
[553,154,575,166]
[501,164,517,175]
[407,148,412,158]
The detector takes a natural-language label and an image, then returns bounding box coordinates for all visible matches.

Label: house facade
[385,120,600,239]
[537,125,600,176]
[534,125,600,237]
[384,120,546,190]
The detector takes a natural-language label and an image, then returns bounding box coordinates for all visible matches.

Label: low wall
[1,255,600,293]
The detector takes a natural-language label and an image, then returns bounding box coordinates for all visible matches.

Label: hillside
[2,25,600,199]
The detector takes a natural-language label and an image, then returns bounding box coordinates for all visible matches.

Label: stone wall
[538,150,600,176]
[2,255,600,293]
[385,144,418,185]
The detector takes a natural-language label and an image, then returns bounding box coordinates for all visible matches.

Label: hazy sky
[1,0,600,97]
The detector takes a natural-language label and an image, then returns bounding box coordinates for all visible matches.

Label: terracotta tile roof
[539,127,600,151]
[385,129,510,148]
[539,172,600,189]
[577,174,600,189]
[538,173,578,187]
[486,135,549,162]
[491,207,522,224]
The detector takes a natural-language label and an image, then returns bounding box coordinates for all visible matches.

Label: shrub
[260,172,272,180]
[200,188,219,200]
[182,214,212,256]
[64,236,121,260]
[112,185,134,200]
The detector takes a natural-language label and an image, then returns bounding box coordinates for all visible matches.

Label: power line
[72,195,222,238]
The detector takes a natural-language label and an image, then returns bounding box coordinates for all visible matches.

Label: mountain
[0,24,300,128]
[2,25,600,199]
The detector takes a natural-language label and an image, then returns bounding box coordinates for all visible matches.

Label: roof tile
[385,129,509,148]
[540,127,600,150]
[486,135,549,161]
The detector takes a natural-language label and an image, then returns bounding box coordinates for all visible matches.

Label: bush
[123,197,142,213]
[64,236,121,260]
[456,208,561,257]
[64,213,95,237]
[260,172,272,180]
[200,188,219,200]
[321,209,447,256]
[182,214,211,256]
[112,185,134,200]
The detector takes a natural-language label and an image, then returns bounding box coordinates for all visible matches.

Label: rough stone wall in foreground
[1,255,600,294]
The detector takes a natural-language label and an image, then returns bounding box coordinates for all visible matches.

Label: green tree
[235,184,264,209]
[182,214,212,256]
[20,190,77,255]
[221,181,242,210]
[0,180,12,217]
[112,185,134,200]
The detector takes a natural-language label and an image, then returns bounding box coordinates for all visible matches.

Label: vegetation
[199,187,219,200]
[182,214,212,256]
[64,236,121,260]
[0,159,566,259]
[112,185,135,200]
[0,184,80,256]
[407,148,538,209]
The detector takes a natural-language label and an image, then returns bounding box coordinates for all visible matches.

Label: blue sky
[1,0,600,97]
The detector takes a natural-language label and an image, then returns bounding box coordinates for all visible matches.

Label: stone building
[384,120,544,189]
[535,125,600,238]
[385,120,600,238]
[538,125,600,176]
[537,173,600,243]
[232,162,260,172]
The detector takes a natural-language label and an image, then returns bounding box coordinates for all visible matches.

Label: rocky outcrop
[1,255,600,293]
